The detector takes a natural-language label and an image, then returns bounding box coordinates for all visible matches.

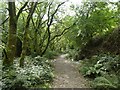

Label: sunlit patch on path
[52,54,89,88]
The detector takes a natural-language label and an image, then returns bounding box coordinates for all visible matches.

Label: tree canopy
[0,0,120,89]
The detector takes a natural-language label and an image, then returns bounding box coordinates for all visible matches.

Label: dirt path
[52,54,89,88]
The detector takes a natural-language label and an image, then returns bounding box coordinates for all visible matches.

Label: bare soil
[52,54,90,88]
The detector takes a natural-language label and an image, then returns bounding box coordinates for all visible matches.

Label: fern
[79,54,120,88]
[93,76,118,88]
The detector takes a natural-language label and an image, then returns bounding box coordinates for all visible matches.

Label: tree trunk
[20,2,37,67]
[41,26,51,56]
[3,2,17,66]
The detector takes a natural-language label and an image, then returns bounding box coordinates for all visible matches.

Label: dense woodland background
[0,0,120,89]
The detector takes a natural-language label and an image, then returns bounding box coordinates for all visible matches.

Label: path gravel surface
[52,54,89,88]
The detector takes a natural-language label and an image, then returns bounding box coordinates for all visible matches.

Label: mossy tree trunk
[3,2,17,66]
[3,2,28,66]
[20,2,37,67]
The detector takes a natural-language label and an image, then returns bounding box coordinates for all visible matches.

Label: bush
[65,49,77,59]
[79,53,120,88]
[2,56,54,89]
[93,74,119,89]
[44,50,59,59]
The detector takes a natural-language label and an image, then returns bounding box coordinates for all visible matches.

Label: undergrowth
[43,50,59,59]
[65,49,77,59]
[1,56,54,90]
[79,53,120,89]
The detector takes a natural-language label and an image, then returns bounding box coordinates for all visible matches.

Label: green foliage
[2,56,54,89]
[1,1,120,89]
[71,2,118,48]
[85,64,102,78]
[80,61,105,78]
[43,50,59,59]
[65,48,77,59]
[79,64,90,76]
[79,54,120,88]
[93,74,120,89]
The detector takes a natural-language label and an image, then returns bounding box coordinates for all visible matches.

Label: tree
[3,2,17,66]
[3,1,28,66]
[20,2,38,67]
[73,2,117,48]
[29,1,73,56]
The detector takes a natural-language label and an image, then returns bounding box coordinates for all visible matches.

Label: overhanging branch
[16,2,28,20]
[50,22,76,42]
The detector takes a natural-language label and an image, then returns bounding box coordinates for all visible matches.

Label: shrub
[43,50,59,59]
[2,56,54,89]
[93,74,119,89]
[79,53,120,88]
[65,49,77,59]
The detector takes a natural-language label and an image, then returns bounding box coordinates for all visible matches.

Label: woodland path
[52,54,89,88]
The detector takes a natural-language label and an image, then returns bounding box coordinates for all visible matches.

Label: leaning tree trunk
[3,2,17,66]
[20,2,37,67]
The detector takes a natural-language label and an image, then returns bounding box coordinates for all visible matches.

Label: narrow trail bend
[52,54,89,88]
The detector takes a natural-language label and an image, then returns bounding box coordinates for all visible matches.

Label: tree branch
[0,17,9,26]
[50,22,76,42]
[16,2,28,20]
[48,2,65,26]
[41,1,66,56]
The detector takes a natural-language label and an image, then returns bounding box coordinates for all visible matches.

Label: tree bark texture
[3,2,17,66]
[20,2,37,67]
